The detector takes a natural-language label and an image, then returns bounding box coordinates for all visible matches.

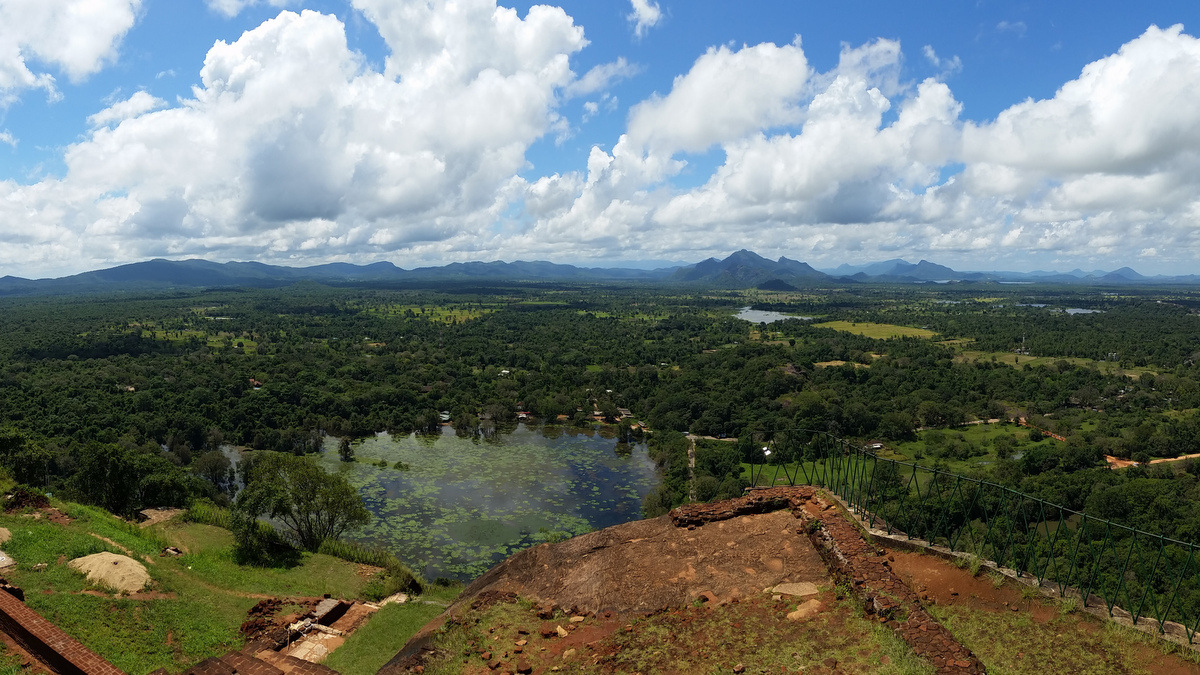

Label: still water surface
[735,307,813,323]
[314,425,657,580]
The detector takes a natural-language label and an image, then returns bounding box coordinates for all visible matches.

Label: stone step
[255,649,340,675]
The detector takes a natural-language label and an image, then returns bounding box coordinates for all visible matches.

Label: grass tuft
[318,538,423,594]
[184,499,232,530]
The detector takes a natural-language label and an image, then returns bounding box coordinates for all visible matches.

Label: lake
[314,425,658,580]
[736,307,813,323]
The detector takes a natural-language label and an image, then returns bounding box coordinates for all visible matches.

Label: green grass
[954,350,1157,379]
[0,645,28,675]
[0,509,255,674]
[323,602,446,675]
[0,515,111,594]
[184,500,232,530]
[931,602,1199,674]
[61,502,171,556]
[420,581,464,605]
[170,547,368,598]
[26,590,251,674]
[371,304,496,324]
[814,321,937,339]
[160,521,236,554]
[138,327,258,353]
[885,423,1062,474]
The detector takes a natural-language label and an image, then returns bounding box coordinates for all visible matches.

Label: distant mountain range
[1,250,1198,296]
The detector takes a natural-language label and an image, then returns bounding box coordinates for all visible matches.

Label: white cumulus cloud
[0,0,141,105]
[565,57,639,98]
[627,39,810,156]
[627,0,662,39]
[87,91,167,127]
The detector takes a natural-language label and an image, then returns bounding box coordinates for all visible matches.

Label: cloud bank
[0,0,141,106]
[0,2,1199,278]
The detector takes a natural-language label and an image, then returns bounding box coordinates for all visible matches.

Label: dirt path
[1106,452,1200,469]
[686,434,696,501]
[88,533,157,565]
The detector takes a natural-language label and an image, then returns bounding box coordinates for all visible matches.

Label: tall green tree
[233,452,369,551]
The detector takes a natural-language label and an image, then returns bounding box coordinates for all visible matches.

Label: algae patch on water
[315,424,658,579]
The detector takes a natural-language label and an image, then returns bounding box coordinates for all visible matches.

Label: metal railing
[747,428,1200,642]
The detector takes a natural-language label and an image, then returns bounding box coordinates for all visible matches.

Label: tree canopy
[233,451,369,551]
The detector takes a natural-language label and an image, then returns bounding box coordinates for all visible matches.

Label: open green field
[955,350,1157,378]
[885,422,1063,474]
[733,422,1067,487]
[134,324,259,353]
[372,303,497,324]
[814,321,937,339]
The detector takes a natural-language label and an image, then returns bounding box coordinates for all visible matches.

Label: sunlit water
[735,307,813,323]
[313,425,657,580]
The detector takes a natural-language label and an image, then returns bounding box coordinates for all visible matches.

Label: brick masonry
[672,486,986,675]
[0,583,125,675]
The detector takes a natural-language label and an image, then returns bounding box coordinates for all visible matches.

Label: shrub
[3,485,49,512]
[184,499,232,529]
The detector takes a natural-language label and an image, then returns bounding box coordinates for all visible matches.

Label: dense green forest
[3,281,1200,550]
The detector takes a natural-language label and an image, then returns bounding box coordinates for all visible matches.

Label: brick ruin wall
[0,584,125,675]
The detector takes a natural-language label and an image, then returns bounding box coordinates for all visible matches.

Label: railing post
[1161,545,1193,634]
[1133,535,1166,625]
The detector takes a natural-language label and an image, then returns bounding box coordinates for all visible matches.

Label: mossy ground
[418,590,933,675]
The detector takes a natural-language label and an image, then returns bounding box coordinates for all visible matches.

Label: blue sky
[1,0,1199,277]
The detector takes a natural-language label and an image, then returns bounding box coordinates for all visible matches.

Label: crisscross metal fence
[747,428,1200,642]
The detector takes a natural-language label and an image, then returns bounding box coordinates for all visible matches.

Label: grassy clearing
[815,321,937,339]
[171,547,368,599]
[373,304,496,324]
[0,509,254,673]
[931,602,1200,674]
[954,350,1157,379]
[323,602,445,675]
[137,327,259,353]
[885,422,1061,474]
[162,521,236,554]
[814,360,870,368]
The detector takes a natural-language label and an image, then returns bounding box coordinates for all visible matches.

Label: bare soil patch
[887,549,1200,674]
[886,549,1055,622]
[137,507,184,528]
